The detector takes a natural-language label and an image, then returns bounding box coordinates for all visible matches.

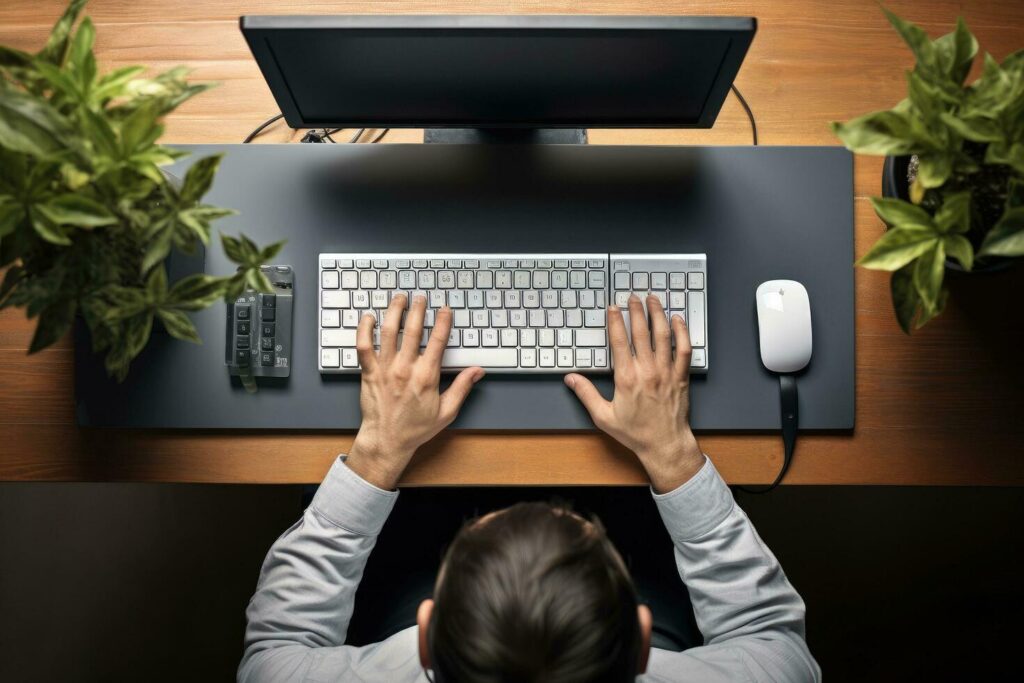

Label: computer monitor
[240,15,756,135]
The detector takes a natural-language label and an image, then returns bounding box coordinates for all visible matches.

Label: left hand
[346,293,485,490]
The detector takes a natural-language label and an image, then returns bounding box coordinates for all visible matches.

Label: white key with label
[322,329,357,347]
[321,348,340,368]
[539,348,556,367]
[687,292,706,347]
[342,348,359,368]
[441,349,518,367]
[322,291,350,308]
[321,310,340,327]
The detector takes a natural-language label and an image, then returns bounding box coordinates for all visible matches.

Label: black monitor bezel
[240,15,757,130]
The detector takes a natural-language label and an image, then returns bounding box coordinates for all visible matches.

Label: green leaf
[27,206,71,245]
[37,194,117,228]
[33,59,82,101]
[916,153,953,189]
[120,102,162,156]
[0,88,73,158]
[985,142,1024,175]
[156,308,201,343]
[831,110,926,156]
[0,45,33,69]
[91,65,145,103]
[123,311,154,359]
[167,273,228,310]
[259,240,285,262]
[181,154,223,204]
[38,0,89,67]
[933,17,978,84]
[146,265,167,302]
[141,220,174,274]
[1008,177,1024,211]
[890,264,919,334]
[913,242,946,311]
[69,17,95,80]
[80,107,119,158]
[882,6,936,73]
[870,196,933,229]
[933,191,970,234]
[939,113,1004,142]
[857,226,939,271]
[0,200,25,239]
[943,234,973,271]
[28,298,77,354]
[979,207,1024,257]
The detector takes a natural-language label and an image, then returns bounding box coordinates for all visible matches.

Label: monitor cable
[730,84,758,146]
[243,116,389,145]
[736,374,797,494]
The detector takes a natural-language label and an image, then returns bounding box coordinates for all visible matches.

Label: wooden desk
[1,1,1022,485]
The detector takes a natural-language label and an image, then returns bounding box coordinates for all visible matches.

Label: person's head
[416,502,652,683]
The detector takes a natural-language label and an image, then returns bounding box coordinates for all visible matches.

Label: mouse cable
[730,84,758,146]
[737,374,797,494]
[242,116,373,145]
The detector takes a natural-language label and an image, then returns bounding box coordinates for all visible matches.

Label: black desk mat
[76,143,854,430]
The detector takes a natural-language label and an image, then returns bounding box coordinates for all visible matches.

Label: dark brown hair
[428,502,642,683]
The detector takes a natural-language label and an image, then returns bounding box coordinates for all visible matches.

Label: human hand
[346,294,485,490]
[564,294,704,493]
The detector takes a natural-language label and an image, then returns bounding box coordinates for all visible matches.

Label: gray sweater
[240,456,821,682]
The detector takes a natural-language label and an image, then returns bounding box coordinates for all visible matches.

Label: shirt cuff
[310,456,399,537]
[652,455,735,542]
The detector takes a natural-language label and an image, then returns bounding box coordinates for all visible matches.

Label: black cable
[348,128,366,143]
[242,113,285,143]
[737,375,797,494]
[730,84,758,146]
[369,128,389,143]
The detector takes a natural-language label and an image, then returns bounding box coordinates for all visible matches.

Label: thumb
[439,367,485,423]
[564,373,611,426]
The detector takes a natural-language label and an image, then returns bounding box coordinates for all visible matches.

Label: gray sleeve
[238,456,400,682]
[645,457,821,683]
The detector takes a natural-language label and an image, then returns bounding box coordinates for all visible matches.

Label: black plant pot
[881,155,1013,273]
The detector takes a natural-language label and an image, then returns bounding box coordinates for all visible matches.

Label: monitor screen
[241,16,756,129]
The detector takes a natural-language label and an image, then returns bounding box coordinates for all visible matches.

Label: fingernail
[564,374,576,388]
[414,295,426,304]
[609,305,619,313]
[473,369,485,383]
[628,293,640,302]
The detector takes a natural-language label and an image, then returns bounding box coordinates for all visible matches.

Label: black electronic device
[240,15,756,143]
[226,266,294,382]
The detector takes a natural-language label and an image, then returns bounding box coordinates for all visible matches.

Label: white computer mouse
[755,280,812,374]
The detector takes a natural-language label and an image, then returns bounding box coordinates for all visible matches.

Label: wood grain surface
[1,1,1022,485]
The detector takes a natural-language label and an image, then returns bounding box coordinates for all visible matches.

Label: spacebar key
[442,349,519,368]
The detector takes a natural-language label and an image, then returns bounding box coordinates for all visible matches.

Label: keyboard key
[322,271,339,289]
[399,271,416,288]
[457,271,474,288]
[476,271,494,288]
[262,323,275,337]
[501,329,518,347]
[261,337,274,351]
[468,290,484,308]
[579,291,596,308]
[651,273,667,290]
[373,259,388,268]
[670,292,686,309]
[342,310,359,327]
[584,310,606,327]
[236,305,250,320]
[430,259,445,268]
[481,329,499,347]
[342,348,359,368]
[575,349,592,368]
[570,271,587,288]
[321,258,336,269]
[322,291,349,308]
[322,329,357,347]
[380,271,397,289]
[356,259,371,268]
[514,271,531,288]
[418,271,435,288]
[321,348,340,368]
[632,272,649,290]
[371,291,389,308]
[539,348,556,367]
[594,349,608,367]
[521,348,537,367]
[532,271,549,288]
[571,260,586,268]
[337,259,354,268]
[565,309,583,327]
[575,330,607,347]
[529,309,546,327]
[237,321,250,335]
[552,271,569,289]
[541,290,558,308]
[614,272,630,290]
[557,349,574,367]
[495,271,512,288]
[341,271,358,289]
[413,259,428,268]
[352,291,369,308]
[438,271,456,288]
[453,309,471,328]
[509,310,527,327]
[472,310,489,327]
[588,271,605,288]
[463,329,479,346]
[491,310,508,327]
[235,349,250,366]
[691,348,707,368]
[322,310,340,327]
[687,292,706,347]
[669,273,686,290]
[557,329,573,346]
[587,259,604,268]
[261,351,274,366]
[441,348,518,367]
[395,259,411,268]
[430,291,446,308]
[521,329,536,346]
[688,272,705,290]
[539,329,555,347]
[262,307,276,322]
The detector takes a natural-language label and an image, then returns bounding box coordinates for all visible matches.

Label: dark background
[1,482,1021,681]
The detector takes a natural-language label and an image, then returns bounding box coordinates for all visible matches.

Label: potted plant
[0,0,281,380]
[832,7,1023,332]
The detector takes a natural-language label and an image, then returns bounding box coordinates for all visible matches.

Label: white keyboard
[318,253,707,374]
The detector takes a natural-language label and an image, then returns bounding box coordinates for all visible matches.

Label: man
[239,293,820,682]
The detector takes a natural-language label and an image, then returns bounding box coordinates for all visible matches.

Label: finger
[423,306,452,368]
[378,293,407,361]
[672,314,693,381]
[356,312,378,371]
[564,374,612,429]
[400,295,427,360]
[628,294,653,361]
[648,294,671,367]
[607,305,632,368]
[439,367,485,423]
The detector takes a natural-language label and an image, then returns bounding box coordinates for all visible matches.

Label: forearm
[653,457,820,680]
[240,458,397,676]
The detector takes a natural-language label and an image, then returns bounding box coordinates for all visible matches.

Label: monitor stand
[424,128,588,144]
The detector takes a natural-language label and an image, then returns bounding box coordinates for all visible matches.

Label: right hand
[565,293,704,493]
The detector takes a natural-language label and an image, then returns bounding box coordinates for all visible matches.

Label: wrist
[637,431,705,494]
[346,437,414,490]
